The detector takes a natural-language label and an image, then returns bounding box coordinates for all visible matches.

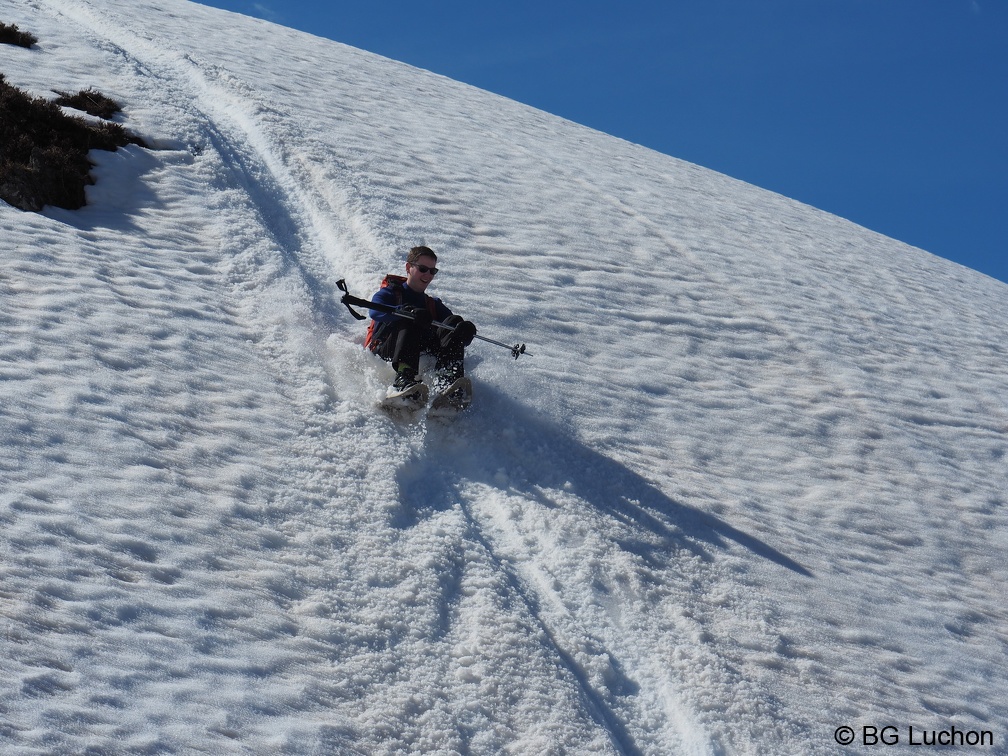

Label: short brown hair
[407,245,437,264]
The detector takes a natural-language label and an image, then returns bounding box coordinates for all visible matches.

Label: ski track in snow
[3,0,1008,753]
[6,2,728,752]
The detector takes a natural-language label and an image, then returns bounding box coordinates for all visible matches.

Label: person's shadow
[395,381,813,580]
[388,381,811,754]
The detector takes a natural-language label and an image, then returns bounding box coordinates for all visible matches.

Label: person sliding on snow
[367,246,477,405]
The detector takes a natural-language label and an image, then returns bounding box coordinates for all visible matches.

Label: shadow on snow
[388,382,813,755]
[394,382,813,580]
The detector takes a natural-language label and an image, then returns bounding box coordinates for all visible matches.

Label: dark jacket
[369,281,452,324]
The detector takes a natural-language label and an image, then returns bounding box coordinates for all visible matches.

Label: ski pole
[336,279,531,359]
[428,319,531,359]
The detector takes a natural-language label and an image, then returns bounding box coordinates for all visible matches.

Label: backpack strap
[381,274,438,318]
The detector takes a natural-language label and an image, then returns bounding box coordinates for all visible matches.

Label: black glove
[402,305,432,327]
[454,319,477,347]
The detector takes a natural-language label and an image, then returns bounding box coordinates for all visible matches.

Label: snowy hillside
[2,0,1007,753]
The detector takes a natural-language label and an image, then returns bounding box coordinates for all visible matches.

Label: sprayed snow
[2,0,1007,753]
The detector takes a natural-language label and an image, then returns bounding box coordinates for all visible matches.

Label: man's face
[405,255,438,292]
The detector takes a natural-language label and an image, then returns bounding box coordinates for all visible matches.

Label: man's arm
[369,287,400,323]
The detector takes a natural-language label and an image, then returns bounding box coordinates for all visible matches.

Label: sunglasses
[411,263,439,275]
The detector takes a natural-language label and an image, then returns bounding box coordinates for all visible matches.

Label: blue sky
[194,0,1007,285]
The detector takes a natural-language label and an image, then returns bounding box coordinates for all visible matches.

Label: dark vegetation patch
[1,73,146,211]
[0,21,38,48]
[54,87,123,120]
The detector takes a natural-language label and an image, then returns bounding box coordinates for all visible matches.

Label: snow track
[24,1,731,751]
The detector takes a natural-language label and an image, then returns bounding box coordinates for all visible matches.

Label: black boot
[392,364,422,392]
[431,360,463,395]
[385,364,428,409]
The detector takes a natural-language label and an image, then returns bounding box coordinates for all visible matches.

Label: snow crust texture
[2,1,1007,753]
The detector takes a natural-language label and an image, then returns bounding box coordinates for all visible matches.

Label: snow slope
[2,0,1007,753]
